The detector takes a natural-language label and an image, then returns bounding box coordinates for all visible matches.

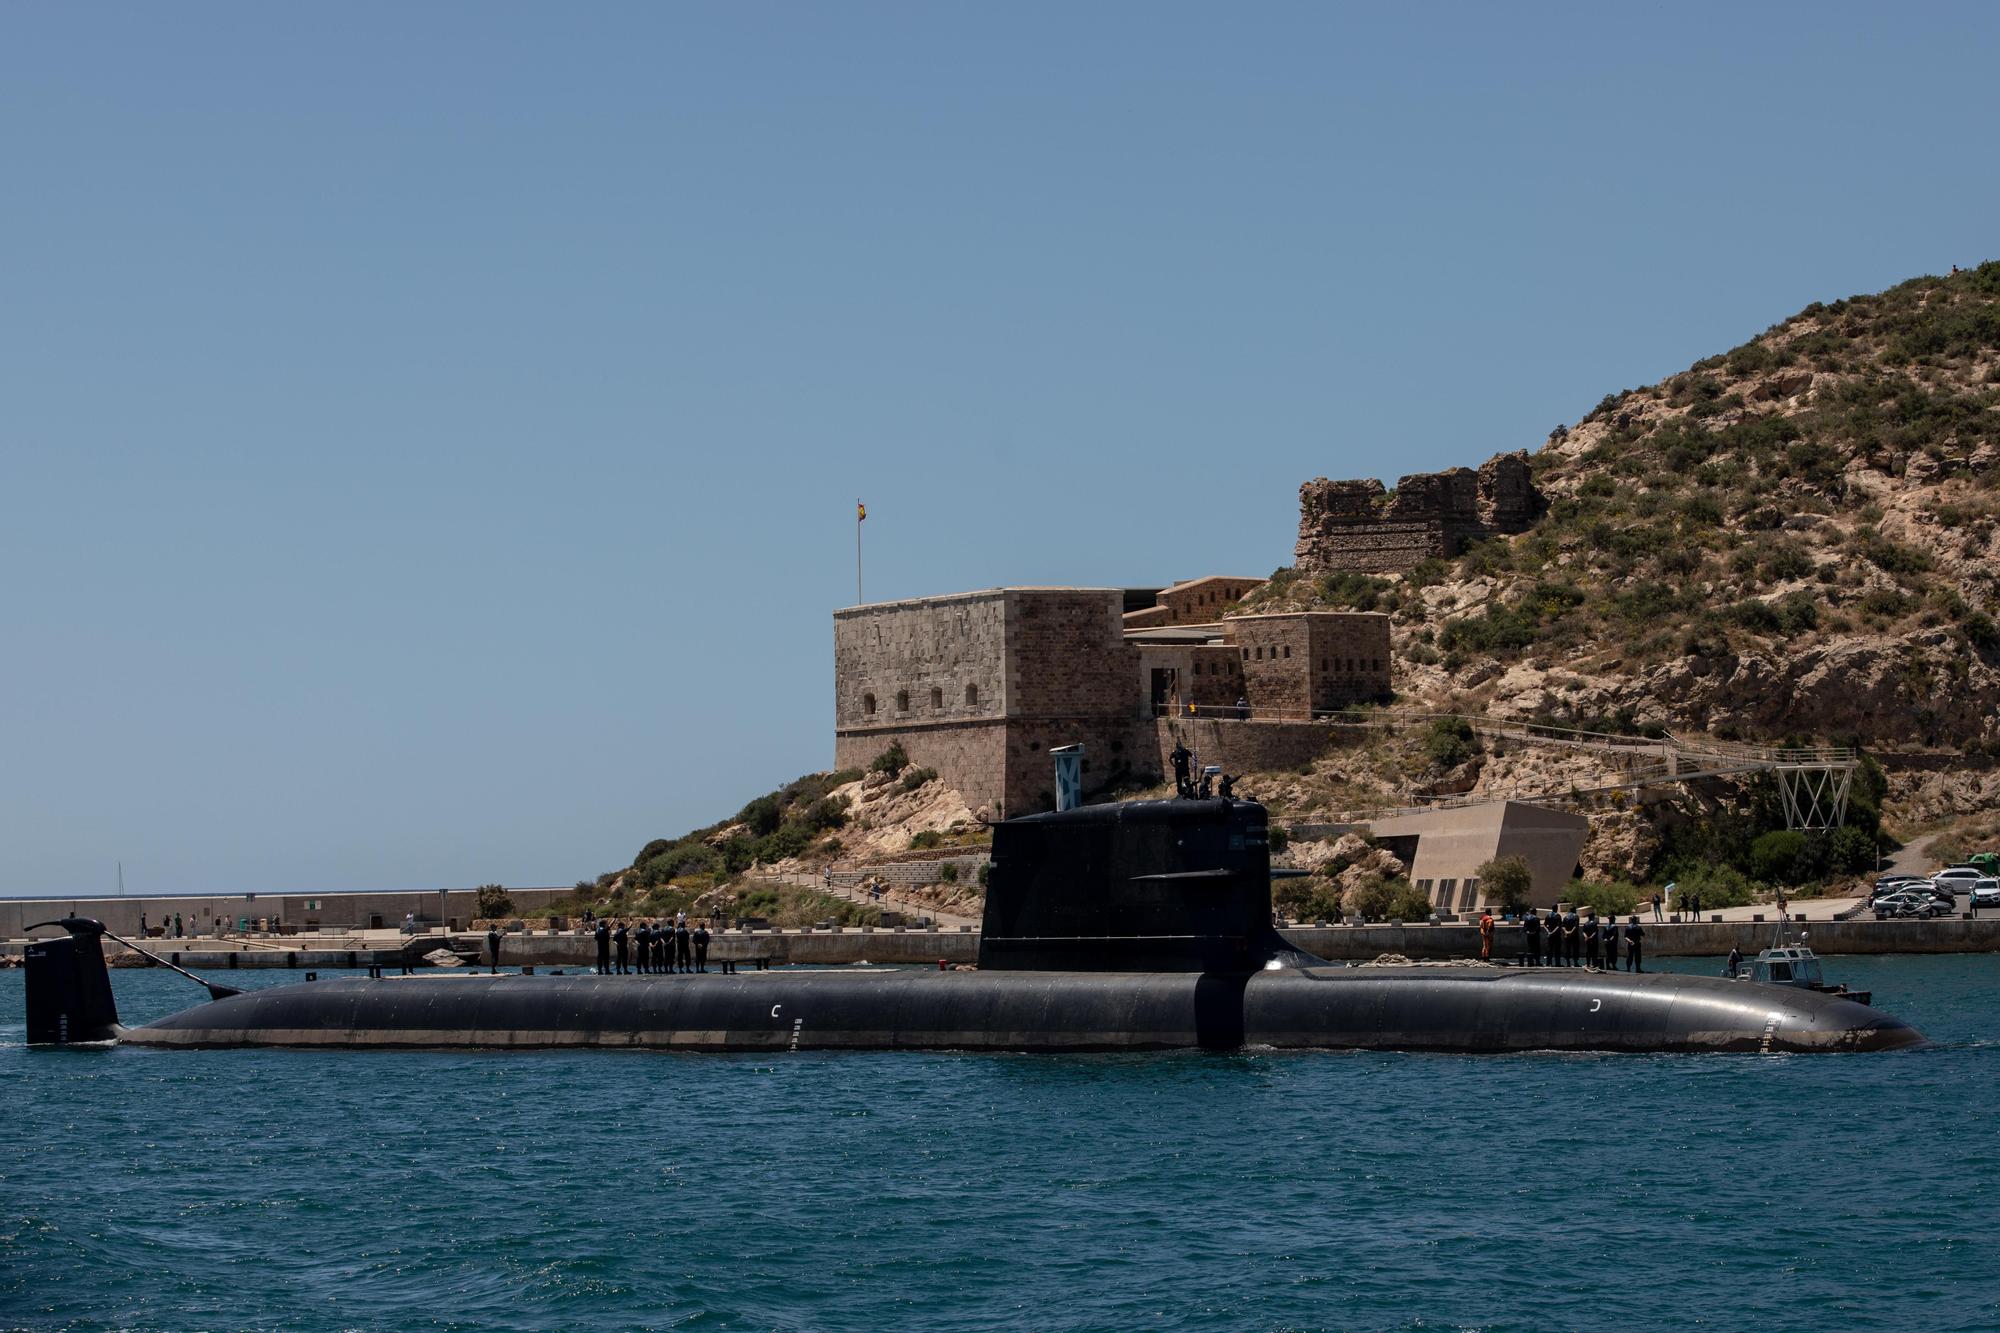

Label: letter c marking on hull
[1589,999,1602,1012]
[771,1004,783,1018]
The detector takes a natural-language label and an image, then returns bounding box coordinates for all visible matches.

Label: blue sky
[4,3,1995,896]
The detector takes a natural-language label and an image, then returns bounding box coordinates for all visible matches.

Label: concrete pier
[7,917,1998,972]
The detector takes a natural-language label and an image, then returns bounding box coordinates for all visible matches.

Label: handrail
[1158,704,1857,766]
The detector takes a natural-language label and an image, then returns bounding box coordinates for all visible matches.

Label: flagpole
[855,499,863,605]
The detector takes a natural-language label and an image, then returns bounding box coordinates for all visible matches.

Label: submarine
[25,797,1923,1054]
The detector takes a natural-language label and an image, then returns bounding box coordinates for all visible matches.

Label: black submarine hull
[119,965,1922,1054]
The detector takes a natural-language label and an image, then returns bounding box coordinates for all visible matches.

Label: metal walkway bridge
[1184,708,1860,830]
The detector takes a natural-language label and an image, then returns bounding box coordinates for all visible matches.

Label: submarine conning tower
[978,798,1313,972]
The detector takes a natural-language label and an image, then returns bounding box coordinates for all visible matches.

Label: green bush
[909,830,944,851]
[1384,879,1434,921]
[870,743,910,775]
[1962,610,2000,652]
[1749,830,1809,885]
[475,884,514,918]
[1567,880,1641,917]
[1669,863,1758,909]
[1274,874,1346,923]
[898,766,939,793]
[1475,856,1534,912]
[940,862,958,883]
[801,795,850,832]
[738,795,783,837]
[1424,717,1477,770]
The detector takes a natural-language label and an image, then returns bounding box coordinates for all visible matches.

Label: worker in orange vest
[1478,909,1494,961]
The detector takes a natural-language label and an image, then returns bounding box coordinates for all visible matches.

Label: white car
[1932,866,1985,892]
[1970,879,2000,910]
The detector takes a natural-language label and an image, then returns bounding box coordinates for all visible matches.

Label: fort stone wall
[1294,450,1544,574]
[834,589,1157,819]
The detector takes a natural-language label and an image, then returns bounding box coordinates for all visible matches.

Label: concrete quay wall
[10,920,1994,973]
[1279,917,2000,960]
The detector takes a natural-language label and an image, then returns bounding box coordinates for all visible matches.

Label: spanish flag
[857,500,867,522]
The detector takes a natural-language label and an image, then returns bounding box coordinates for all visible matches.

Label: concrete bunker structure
[1367,800,1591,913]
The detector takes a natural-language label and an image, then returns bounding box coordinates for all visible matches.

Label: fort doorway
[1150,668,1176,713]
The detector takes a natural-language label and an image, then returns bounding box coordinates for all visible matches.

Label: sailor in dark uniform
[1603,918,1619,971]
[1582,913,1600,969]
[654,924,671,975]
[594,920,610,975]
[487,926,502,974]
[676,921,693,973]
[633,922,651,974]
[613,922,629,975]
[693,923,710,973]
[1726,945,1743,978]
[1521,910,1541,966]
[1170,742,1193,799]
[1563,908,1581,967]
[1624,916,1645,973]
[1544,910,1560,967]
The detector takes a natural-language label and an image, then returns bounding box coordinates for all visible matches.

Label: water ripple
[3,959,1998,1331]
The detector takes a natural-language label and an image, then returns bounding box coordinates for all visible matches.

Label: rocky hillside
[1248,262,2000,756]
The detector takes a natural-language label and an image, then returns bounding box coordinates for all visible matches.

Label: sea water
[3,956,1997,1332]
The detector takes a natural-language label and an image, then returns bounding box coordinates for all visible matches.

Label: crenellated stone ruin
[1294,450,1545,574]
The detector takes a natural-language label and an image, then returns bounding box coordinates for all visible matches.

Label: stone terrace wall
[835,720,1010,817]
[1294,450,1544,574]
[1154,717,1337,780]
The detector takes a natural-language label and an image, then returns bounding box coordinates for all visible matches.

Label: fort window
[896,690,910,712]
[863,693,876,716]
[1242,649,1249,661]
[1283,645,1291,658]
[965,684,978,705]
[1373,658,1382,672]
[931,686,944,709]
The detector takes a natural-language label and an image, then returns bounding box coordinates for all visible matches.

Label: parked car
[1969,879,2000,910]
[1873,882,1949,909]
[1932,866,1985,891]
[1874,892,1946,920]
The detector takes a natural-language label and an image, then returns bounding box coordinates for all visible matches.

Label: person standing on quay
[594,919,611,975]
[613,922,629,975]
[1478,909,1494,962]
[1625,916,1645,973]
[676,919,693,974]
[1651,891,1664,922]
[693,922,710,973]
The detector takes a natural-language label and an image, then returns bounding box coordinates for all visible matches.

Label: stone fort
[1294,449,1544,574]
[834,580,1391,818]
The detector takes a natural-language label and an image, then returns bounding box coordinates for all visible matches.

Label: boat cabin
[1744,946,1824,988]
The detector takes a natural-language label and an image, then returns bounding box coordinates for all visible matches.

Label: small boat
[1729,943,1871,1007]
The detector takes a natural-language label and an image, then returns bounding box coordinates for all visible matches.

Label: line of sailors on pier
[1507,907,1646,972]
[594,916,709,975]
